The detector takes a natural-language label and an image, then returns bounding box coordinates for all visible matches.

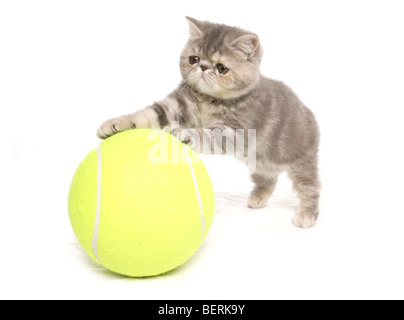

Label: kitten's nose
[200,65,208,72]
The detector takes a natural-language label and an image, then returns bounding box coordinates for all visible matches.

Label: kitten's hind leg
[288,160,321,228]
[248,172,279,209]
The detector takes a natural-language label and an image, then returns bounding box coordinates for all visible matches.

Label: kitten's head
[180,17,262,100]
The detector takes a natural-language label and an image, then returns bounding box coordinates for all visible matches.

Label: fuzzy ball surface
[68,129,215,277]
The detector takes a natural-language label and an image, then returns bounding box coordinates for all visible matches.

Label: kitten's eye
[189,56,200,65]
[216,63,229,75]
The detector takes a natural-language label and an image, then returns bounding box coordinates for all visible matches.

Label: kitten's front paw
[292,212,317,229]
[164,125,195,147]
[247,195,268,209]
[97,117,133,139]
[247,187,274,209]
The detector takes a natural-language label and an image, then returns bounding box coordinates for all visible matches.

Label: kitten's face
[180,18,262,100]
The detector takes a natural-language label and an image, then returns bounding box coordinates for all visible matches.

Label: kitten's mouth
[200,73,208,82]
[188,72,221,97]
[200,72,215,85]
[199,76,216,94]
[196,74,209,88]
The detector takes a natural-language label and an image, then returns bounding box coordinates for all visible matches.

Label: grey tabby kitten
[97,17,320,228]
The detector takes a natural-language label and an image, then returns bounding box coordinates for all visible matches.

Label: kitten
[97,17,321,228]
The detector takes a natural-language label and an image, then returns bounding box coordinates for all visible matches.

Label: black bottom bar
[137,301,272,318]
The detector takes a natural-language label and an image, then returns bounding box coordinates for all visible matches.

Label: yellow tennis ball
[68,129,215,277]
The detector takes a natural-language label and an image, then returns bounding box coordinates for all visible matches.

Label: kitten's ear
[185,16,204,39]
[231,33,260,56]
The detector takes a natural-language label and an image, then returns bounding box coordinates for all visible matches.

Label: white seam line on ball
[92,144,102,263]
[183,147,205,242]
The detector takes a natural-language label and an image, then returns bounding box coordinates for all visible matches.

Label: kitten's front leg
[163,124,196,147]
[248,171,279,209]
[97,108,162,139]
[167,125,238,155]
[97,98,181,139]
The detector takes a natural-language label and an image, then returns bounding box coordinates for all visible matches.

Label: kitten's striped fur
[97,17,321,228]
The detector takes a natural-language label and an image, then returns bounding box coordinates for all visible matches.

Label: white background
[1,0,404,300]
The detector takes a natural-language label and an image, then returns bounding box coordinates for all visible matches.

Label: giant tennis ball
[68,129,215,277]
